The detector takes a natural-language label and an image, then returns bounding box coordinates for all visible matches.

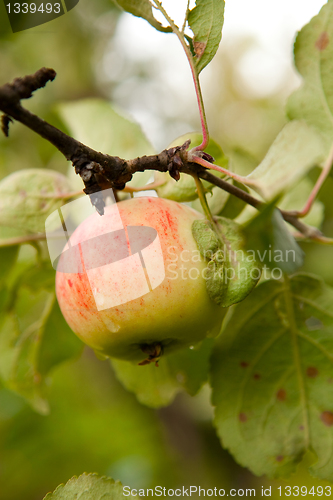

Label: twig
[122,180,164,193]
[152,0,209,151]
[198,170,262,209]
[181,0,190,33]
[280,209,322,239]
[0,233,46,247]
[0,68,130,214]
[292,232,333,245]
[0,69,191,214]
[296,142,333,218]
[28,190,83,200]
[190,154,257,188]
[0,68,330,245]
[199,171,327,242]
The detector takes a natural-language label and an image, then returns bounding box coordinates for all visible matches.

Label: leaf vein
[237,328,286,436]
[297,330,333,363]
[284,277,310,448]
[292,294,333,319]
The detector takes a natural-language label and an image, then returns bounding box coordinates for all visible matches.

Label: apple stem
[192,173,216,227]
[294,142,333,218]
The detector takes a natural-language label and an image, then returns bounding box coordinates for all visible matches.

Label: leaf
[111,338,215,408]
[112,0,172,33]
[188,0,225,74]
[0,263,82,413]
[192,217,260,307]
[155,133,229,202]
[57,98,154,160]
[247,121,325,200]
[243,202,304,274]
[287,0,333,152]
[0,169,73,234]
[192,220,220,257]
[211,274,333,481]
[0,292,53,414]
[43,473,123,500]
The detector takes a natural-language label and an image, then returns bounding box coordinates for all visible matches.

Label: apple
[55,196,225,363]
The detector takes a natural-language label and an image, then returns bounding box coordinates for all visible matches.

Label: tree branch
[0,68,327,243]
[0,233,46,248]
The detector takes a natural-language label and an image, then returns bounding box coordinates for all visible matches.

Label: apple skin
[55,196,225,362]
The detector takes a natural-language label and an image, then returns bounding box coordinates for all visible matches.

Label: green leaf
[43,473,123,500]
[247,121,325,200]
[211,274,333,481]
[0,264,82,413]
[287,0,333,152]
[192,217,260,307]
[0,169,73,234]
[188,0,225,74]
[111,338,215,408]
[192,219,220,257]
[243,203,304,274]
[112,0,172,33]
[155,133,229,202]
[57,98,154,161]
